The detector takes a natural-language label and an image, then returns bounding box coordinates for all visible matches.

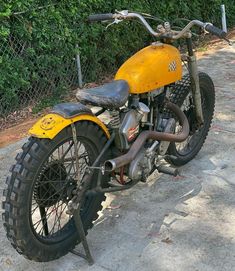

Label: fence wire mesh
[0,14,91,129]
[0,10,120,130]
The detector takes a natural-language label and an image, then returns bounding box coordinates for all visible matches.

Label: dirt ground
[0,40,235,271]
[0,119,37,148]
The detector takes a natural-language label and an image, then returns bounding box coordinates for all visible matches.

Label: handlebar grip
[205,24,227,39]
[88,13,114,22]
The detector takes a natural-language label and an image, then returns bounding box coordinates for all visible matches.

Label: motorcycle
[2,10,228,263]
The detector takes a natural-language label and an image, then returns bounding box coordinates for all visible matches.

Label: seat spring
[109,110,120,129]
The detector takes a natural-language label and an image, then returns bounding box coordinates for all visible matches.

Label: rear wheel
[2,121,109,262]
[166,72,215,166]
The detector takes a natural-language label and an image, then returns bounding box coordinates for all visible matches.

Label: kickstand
[70,210,94,265]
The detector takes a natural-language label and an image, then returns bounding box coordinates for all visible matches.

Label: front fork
[186,38,204,126]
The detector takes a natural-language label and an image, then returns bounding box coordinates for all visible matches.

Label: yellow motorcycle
[2,10,227,263]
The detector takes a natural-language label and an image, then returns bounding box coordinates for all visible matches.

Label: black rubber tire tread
[2,121,109,262]
[166,72,215,166]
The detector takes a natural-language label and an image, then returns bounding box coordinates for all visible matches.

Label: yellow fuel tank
[115,43,182,94]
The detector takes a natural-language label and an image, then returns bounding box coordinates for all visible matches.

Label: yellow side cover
[29,113,110,139]
[115,43,182,94]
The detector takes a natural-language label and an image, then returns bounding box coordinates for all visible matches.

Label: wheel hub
[35,162,72,207]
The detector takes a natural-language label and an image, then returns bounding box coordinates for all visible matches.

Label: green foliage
[0,0,234,116]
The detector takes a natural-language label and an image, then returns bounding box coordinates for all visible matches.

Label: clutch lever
[105,18,123,29]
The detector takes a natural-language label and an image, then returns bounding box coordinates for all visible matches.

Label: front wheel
[2,121,109,262]
[166,72,215,166]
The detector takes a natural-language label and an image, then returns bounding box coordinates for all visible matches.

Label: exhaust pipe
[105,101,190,171]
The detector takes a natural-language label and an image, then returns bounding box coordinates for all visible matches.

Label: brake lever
[105,18,123,29]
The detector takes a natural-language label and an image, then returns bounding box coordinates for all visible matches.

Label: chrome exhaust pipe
[104,101,190,171]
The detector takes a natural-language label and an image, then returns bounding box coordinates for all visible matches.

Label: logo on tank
[168,61,177,72]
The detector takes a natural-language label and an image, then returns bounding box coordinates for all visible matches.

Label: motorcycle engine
[117,101,175,183]
[119,102,150,150]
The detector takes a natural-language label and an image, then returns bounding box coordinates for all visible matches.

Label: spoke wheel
[30,139,90,242]
[3,121,110,261]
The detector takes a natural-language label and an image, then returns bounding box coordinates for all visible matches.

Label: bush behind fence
[0,0,234,119]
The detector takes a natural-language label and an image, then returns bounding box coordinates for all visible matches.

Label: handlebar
[88,11,227,40]
[204,24,227,39]
[88,13,114,22]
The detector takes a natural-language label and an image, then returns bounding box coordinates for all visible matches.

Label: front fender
[29,103,110,139]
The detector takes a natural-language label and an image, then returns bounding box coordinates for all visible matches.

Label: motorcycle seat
[76,80,129,109]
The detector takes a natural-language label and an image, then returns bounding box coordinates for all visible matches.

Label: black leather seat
[76,80,129,109]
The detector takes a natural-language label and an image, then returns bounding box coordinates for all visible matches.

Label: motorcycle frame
[73,37,203,196]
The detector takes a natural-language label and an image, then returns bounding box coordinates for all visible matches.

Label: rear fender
[29,103,110,139]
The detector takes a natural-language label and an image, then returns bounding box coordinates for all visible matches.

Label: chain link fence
[0,15,120,130]
[0,18,78,127]
[0,9,109,130]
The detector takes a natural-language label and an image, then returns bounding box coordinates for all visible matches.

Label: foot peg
[157,165,179,176]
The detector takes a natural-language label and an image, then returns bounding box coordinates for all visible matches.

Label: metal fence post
[221,4,227,33]
[76,45,83,89]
